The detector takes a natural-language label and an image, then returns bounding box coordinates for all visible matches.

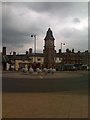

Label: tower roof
[44,28,55,40]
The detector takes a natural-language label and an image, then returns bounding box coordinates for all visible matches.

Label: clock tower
[44,28,56,68]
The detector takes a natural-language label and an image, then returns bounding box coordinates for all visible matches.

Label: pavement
[2,70,87,79]
[0,72,2,120]
[0,92,2,120]
[2,92,88,118]
[2,71,88,118]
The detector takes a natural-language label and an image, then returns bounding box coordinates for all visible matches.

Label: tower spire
[44,28,55,40]
[44,28,56,68]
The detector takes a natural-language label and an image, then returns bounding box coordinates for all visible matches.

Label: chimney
[72,49,74,53]
[29,48,32,54]
[26,51,28,55]
[2,47,6,55]
[59,49,61,53]
[66,48,69,53]
[78,51,80,53]
[85,50,88,53]
[13,51,16,55]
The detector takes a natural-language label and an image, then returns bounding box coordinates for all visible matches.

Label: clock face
[45,40,53,46]
[50,41,53,46]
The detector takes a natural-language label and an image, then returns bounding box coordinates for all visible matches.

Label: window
[37,58,41,61]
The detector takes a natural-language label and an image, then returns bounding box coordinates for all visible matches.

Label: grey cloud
[61,27,88,40]
[3,2,88,18]
[2,3,46,46]
[60,27,88,51]
[2,2,88,53]
[22,2,88,18]
[73,17,81,23]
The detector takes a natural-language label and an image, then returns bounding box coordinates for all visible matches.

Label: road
[2,73,88,93]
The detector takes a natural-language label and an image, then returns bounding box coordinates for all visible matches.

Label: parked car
[63,64,77,71]
[82,65,89,70]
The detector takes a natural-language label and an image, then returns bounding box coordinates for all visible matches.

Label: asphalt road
[2,73,88,93]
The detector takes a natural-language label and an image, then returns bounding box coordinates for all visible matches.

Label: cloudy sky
[2,2,88,54]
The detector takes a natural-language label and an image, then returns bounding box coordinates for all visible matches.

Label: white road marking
[40,76,43,79]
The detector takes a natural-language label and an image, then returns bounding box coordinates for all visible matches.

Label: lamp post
[31,34,36,63]
[9,51,12,70]
[61,43,65,53]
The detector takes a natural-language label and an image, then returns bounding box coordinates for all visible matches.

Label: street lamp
[31,34,36,63]
[61,43,65,53]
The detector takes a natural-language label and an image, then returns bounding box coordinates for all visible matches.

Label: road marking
[40,76,43,79]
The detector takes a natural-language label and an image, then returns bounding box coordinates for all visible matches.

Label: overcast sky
[2,2,88,54]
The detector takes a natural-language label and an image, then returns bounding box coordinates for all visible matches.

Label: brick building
[56,49,82,64]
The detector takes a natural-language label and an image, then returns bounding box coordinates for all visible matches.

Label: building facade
[2,28,90,71]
